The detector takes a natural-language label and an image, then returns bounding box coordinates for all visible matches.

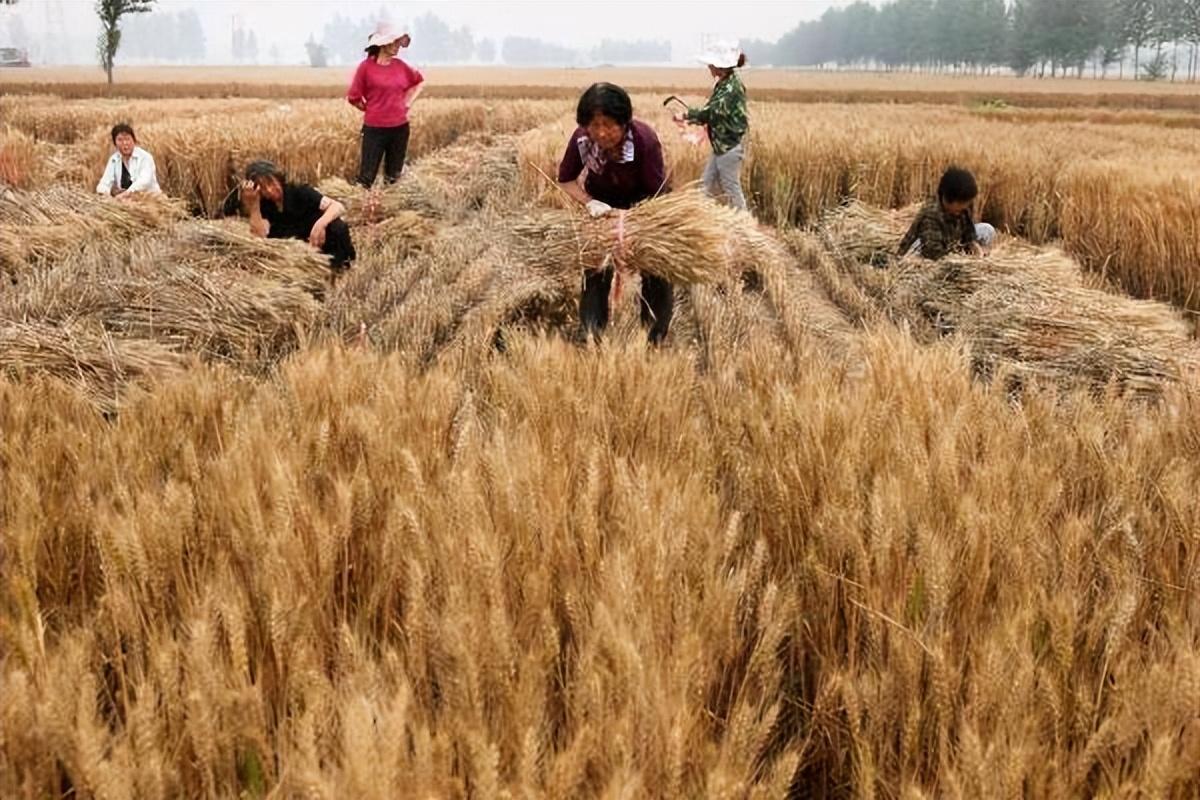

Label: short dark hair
[938,167,978,204]
[576,83,633,128]
[111,123,136,143]
[245,159,286,185]
[365,44,381,57]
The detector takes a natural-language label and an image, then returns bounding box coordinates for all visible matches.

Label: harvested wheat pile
[404,134,521,214]
[353,211,438,262]
[811,202,1197,395]
[924,257,1197,397]
[509,188,745,286]
[7,246,322,373]
[0,320,184,413]
[0,188,187,276]
[818,200,911,266]
[164,222,334,295]
[317,176,442,223]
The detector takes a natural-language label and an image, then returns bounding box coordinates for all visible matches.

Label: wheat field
[2,81,1199,798]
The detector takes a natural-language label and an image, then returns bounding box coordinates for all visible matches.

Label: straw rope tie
[610,209,630,304]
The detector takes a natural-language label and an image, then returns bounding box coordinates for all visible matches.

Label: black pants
[319,218,356,270]
[357,123,411,188]
[579,267,673,345]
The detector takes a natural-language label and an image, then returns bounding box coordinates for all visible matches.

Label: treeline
[746,0,1200,80]
[311,11,669,66]
[118,9,206,63]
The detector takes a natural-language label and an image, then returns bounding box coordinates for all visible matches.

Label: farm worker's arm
[959,211,980,254]
[403,63,425,108]
[897,215,920,256]
[684,80,729,126]
[96,156,116,196]
[241,181,269,238]
[347,61,368,111]
[309,194,345,249]
[556,130,593,207]
[126,151,158,194]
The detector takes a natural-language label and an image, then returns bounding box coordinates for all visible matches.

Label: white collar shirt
[96,146,161,195]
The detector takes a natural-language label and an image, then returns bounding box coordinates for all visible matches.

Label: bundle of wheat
[0,190,187,277]
[353,211,438,263]
[317,176,443,223]
[508,189,744,286]
[163,222,334,295]
[7,246,322,373]
[818,201,912,266]
[868,249,1195,396]
[0,320,185,413]
[403,134,521,215]
[947,262,1195,396]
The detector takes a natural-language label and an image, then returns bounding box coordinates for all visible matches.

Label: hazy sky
[3,0,849,64]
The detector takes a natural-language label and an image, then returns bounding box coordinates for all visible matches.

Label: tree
[475,38,496,64]
[96,0,155,85]
[1122,0,1156,74]
[304,35,327,68]
[501,36,579,66]
[1184,0,1200,80]
[408,12,474,63]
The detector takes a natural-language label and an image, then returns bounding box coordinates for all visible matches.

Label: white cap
[366,22,409,49]
[696,41,742,69]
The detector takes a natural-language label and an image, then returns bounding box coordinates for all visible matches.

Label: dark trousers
[357,123,411,188]
[579,267,674,345]
[321,218,356,270]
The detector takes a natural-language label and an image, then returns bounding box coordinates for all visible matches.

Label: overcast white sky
[3,0,850,64]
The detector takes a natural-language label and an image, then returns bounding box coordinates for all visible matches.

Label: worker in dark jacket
[557,83,672,345]
[233,160,355,270]
[898,166,996,260]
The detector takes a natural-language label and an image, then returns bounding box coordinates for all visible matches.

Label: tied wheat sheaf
[814,203,1200,397]
[510,188,749,285]
[3,88,1200,799]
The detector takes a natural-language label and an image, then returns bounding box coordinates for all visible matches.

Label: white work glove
[586,199,613,218]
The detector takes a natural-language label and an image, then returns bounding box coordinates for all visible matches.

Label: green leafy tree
[1122,0,1156,74]
[96,0,154,84]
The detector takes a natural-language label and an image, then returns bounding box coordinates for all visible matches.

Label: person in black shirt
[236,160,355,270]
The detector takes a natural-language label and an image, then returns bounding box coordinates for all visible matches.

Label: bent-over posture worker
[898,166,996,260]
[237,160,355,270]
[557,82,673,345]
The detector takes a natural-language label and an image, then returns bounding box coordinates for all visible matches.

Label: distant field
[4,65,1200,109]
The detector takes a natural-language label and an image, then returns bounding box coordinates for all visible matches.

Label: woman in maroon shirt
[557,83,673,345]
[346,22,425,188]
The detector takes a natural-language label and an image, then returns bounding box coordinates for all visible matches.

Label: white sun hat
[696,41,742,69]
[366,22,409,49]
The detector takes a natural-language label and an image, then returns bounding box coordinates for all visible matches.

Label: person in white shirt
[96,123,161,199]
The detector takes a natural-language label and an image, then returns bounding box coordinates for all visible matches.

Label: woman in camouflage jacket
[677,42,750,211]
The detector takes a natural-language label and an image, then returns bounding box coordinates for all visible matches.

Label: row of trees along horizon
[3,0,1200,81]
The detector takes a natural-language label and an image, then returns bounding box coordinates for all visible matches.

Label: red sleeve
[557,129,584,183]
[638,124,667,197]
[347,60,367,105]
[405,61,424,87]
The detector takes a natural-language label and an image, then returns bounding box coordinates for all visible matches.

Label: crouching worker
[96,123,161,199]
[898,166,996,260]
[236,160,355,270]
[557,82,673,345]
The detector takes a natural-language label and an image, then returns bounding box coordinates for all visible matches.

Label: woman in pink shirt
[346,22,425,188]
